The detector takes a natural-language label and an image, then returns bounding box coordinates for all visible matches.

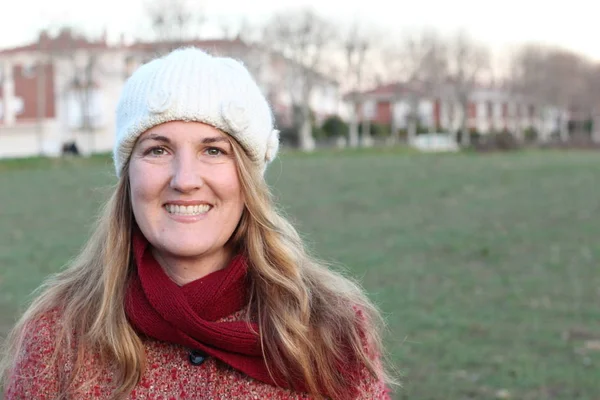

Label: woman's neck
[151,247,233,286]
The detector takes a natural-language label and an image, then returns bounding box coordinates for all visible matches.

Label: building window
[447,102,455,119]
[468,102,476,118]
[362,100,375,120]
[13,97,24,115]
[21,64,36,78]
[67,88,105,130]
[0,97,24,118]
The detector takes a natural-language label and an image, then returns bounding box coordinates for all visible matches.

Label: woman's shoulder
[20,308,65,348]
[12,307,61,349]
[12,307,71,363]
[4,308,68,399]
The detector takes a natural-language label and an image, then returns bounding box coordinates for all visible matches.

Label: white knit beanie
[113,47,279,177]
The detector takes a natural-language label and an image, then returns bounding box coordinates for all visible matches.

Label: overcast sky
[1,0,598,63]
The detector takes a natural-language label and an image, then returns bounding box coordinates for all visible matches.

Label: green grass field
[1,149,599,399]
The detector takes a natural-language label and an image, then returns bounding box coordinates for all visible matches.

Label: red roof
[125,38,249,52]
[0,29,110,55]
[344,81,427,100]
[0,30,250,56]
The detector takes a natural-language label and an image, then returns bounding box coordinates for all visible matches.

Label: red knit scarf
[125,231,297,391]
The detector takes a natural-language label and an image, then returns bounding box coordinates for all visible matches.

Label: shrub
[456,129,482,145]
[416,124,431,134]
[279,126,299,147]
[494,131,520,150]
[358,122,390,137]
[372,123,390,137]
[395,128,408,140]
[523,127,538,143]
[474,131,520,152]
[312,126,328,140]
[321,115,348,138]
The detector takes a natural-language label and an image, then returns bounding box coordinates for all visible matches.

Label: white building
[0,30,342,159]
[349,82,570,141]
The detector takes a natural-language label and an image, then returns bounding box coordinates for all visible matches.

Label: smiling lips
[165,203,212,216]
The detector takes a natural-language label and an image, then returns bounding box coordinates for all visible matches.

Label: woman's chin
[162,244,216,259]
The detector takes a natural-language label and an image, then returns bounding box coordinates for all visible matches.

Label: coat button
[189,349,207,366]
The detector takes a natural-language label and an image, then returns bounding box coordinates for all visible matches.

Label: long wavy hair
[1,136,393,399]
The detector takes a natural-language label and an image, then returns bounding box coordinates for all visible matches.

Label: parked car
[410,133,459,152]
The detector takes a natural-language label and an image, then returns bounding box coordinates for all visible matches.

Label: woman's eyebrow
[138,134,171,145]
[201,137,229,144]
[138,134,229,146]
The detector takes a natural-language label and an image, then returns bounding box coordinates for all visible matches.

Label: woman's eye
[147,147,167,156]
[206,147,223,156]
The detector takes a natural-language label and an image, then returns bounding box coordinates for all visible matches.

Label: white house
[0,30,342,159]
[348,82,570,140]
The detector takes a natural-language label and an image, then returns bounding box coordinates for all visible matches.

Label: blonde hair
[1,138,393,399]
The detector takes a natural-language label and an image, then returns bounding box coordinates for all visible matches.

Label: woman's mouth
[164,204,212,216]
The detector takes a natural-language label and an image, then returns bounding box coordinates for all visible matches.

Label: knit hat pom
[265,130,280,163]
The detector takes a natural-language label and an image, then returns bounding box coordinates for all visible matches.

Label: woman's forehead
[143,121,225,138]
[136,122,231,146]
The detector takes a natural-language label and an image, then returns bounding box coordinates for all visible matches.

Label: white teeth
[165,204,211,215]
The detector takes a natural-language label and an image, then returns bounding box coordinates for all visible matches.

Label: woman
[1,47,393,399]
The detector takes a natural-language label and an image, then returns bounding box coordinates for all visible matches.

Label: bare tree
[509,44,566,141]
[510,44,591,142]
[35,36,49,156]
[342,21,378,147]
[37,27,102,155]
[68,48,100,154]
[444,30,490,146]
[263,8,337,151]
[145,0,205,45]
[541,49,585,141]
[217,16,266,79]
[218,15,239,40]
[506,44,544,140]
[586,64,600,142]
[384,28,447,144]
[567,58,596,140]
[218,16,259,42]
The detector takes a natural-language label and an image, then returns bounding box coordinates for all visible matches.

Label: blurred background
[1,1,599,399]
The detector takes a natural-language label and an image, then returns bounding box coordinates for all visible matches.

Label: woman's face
[129,121,244,261]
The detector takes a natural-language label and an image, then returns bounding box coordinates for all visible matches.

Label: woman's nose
[170,154,204,193]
